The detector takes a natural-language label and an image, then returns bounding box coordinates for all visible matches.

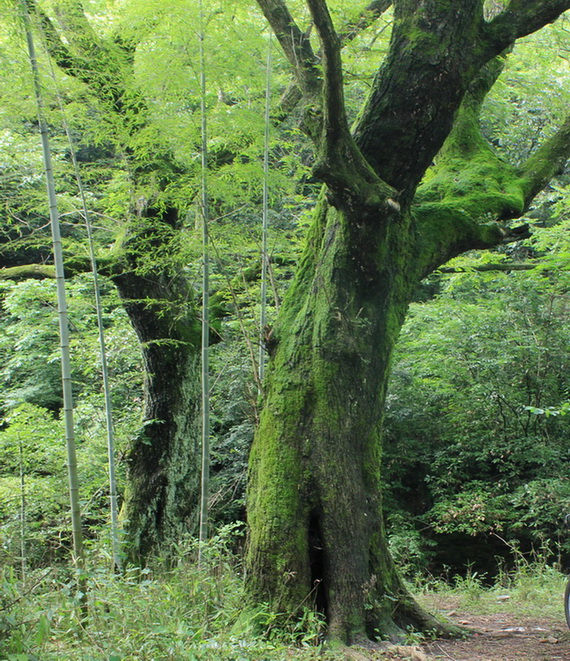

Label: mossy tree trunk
[247,0,570,644]
[247,199,442,642]
[111,210,202,562]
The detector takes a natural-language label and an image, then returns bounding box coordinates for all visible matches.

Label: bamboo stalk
[18,0,86,606]
[198,0,210,565]
[18,437,26,583]
[44,55,122,573]
[259,33,272,387]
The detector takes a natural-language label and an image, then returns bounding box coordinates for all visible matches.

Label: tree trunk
[246,197,451,642]
[112,213,202,563]
[248,1,570,641]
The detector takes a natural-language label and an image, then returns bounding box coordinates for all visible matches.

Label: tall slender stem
[198,0,210,564]
[36,31,122,571]
[58,85,121,574]
[18,437,26,583]
[259,33,272,387]
[18,0,86,603]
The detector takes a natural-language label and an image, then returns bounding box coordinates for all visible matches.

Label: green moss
[246,196,449,641]
[411,93,528,278]
[417,104,525,222]
[245,354,314,609]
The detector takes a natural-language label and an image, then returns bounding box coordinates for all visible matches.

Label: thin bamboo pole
[84,216,122,572]
[18,437,26,583]
[17,0,86,602]
[198,0,210,565]
[45,60,122,572]
[259,33,272,386]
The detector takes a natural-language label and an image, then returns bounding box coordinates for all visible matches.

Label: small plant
[452,566,486,602]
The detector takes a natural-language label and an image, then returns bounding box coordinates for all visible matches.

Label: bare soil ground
[420,598,570,661]
[336,598,570,661]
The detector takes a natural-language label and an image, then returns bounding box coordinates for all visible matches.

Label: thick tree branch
[30,0,132,111]
[353,2,487,194]
[410,51,538,277]
[255,0,321,98]
[306,0,396,212]
[519,114,570,205]
[413,204,531,279]
[53,0,102,56]
[306,0,346,140]
[0,264,55,280]
[29,2,82,76]
[0,253,118,280]
[273,1,392,120]
[482,0,570,56]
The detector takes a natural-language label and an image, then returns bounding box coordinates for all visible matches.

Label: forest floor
[332,595,570,661]
[419,596,570,661]
[7,558,569,660]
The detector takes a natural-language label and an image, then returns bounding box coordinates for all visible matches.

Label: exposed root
[325,641,430,660]
[394,595,470,640]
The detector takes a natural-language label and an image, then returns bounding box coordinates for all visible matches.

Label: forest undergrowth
[0,525,568,661]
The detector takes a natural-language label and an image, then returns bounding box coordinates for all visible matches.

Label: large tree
[0,0,408,561]
[245,0,570,644]
[3,0,205,561]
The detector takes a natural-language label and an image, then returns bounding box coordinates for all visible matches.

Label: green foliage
[0,0,569,624]
[0,276,142,414]
[0,279,67,412]
[483,18,570,165]
[0,403,63,475]
[0,274,143,567]
[388,516,436,579]
[419,556,568,622]
[0,528,326,660]
[210,345,255,527]
[385,216,570,573]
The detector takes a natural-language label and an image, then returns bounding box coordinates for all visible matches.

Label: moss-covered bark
[249,0,570,646]
[245,163,530,638]
[112,247,202,563]
[246,196,455,642]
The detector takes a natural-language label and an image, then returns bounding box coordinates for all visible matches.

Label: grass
[1,530,568,660]
[415,560,569,622]
[0,527,329,661]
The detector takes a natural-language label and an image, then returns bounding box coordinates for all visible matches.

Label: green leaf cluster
[384,219,570,574]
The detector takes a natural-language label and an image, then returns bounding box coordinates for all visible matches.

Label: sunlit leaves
[484,15,570,163]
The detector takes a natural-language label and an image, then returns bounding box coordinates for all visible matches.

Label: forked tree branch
[482,0,570,56]
[305,0,396,213]
[256,0,321,98]
[306,0,347,140]
[272,0,392,118]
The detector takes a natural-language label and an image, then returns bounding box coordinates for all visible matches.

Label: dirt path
[420,605,570,661]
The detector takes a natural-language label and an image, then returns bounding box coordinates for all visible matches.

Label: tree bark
[246,192,469,641]
[247,199,420,641]
[109,211,202,562]
[247,0,570,644]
